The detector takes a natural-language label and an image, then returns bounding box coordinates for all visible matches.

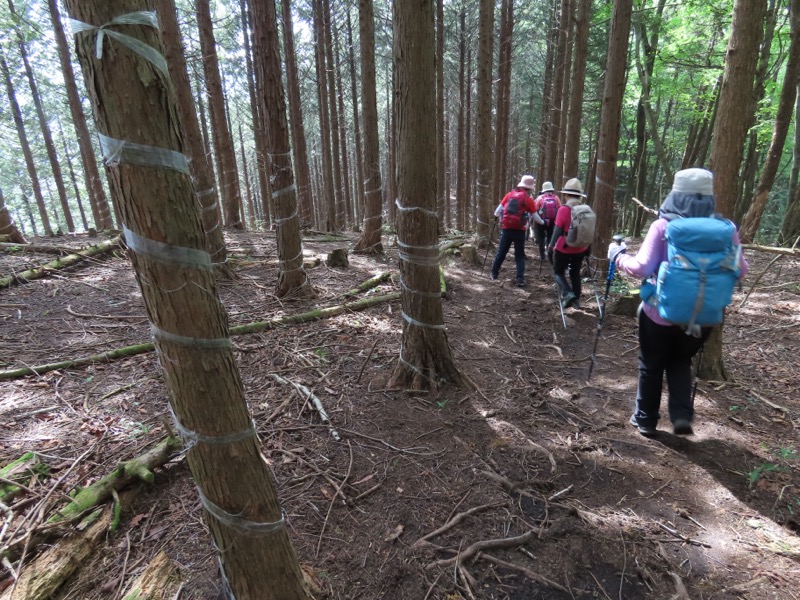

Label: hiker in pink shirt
[608,168,748,437]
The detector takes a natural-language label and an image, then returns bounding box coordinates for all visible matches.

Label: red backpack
[501,190,530,230]
[538,193,559,225]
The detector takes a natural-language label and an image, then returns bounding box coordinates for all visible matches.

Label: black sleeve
[548,225,564,250]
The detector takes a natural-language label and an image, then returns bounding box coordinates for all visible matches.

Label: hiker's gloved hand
[607,241,627,262]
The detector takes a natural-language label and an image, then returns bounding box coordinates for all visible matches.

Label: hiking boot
[673,419,694,435]
[629,414,657,437]
[516,278,527,288]
[569,296,581,309]
[490,272,498,281]
[561,292,576,308]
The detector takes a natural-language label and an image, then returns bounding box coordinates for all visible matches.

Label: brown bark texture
[333,21,354,227]
[592,0,633,256]
[251,0,316,298]
[389,0,470,391]
[63,2,309,597]
[10,0,74,234]
[345,8,364,226]
[282,0,315,228]
[197,0,244,229]
[709,0,768,217]
[545,0,570,184]
[157,0,227,265]
[353,0,384,253]
[554,0,574,190]
[323,0,345,228]
[436,0,446,228]
[456,10,467,232]
[493,0,514,204]
[313,0,337,231]
[475,0,495,245]
[0,51,53,236]
[740,0,800,243]
[47,0,112,230]
[0,188,28,244]
[562,0,590,182]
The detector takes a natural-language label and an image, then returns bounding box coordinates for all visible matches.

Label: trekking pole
[481,218,498,274]
[556,284,567,329]
[587,235,624,381]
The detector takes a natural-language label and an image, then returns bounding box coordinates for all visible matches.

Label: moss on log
[49,436,182,524]
[0,453,49,502]
[0,237,121,290]
[0,292,400,380]
[341,271,392,297]
[122,551,182,600]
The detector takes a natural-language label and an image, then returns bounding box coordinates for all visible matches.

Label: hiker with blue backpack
[490,175,538,287]
[608,168,748,437]
[532,181,561,262]
[546,178,596,308]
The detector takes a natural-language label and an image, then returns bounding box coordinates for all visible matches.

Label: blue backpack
[641,217,741,327]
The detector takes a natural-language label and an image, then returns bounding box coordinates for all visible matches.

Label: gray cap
[672,168,713,195]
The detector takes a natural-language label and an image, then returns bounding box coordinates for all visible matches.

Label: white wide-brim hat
[561,177,586,197]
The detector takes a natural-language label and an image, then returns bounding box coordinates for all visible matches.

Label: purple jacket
[615,218,748,326]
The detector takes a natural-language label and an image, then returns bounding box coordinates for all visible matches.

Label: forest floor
[0,229,799,600]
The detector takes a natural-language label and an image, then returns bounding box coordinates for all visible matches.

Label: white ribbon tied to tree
[69,11,168,77]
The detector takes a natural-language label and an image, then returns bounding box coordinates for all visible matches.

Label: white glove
[607,240,627,262]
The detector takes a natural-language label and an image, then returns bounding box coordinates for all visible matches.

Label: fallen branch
[339,271,392,297]
[66,305,146,321]
[0,292,400,380]
[412,503,501,549]
[656,522,711,548]
[426,529,539,569]
[271,374,340,441]
[49,436,182,524]
[1,508,112,600]
[0,237,121,290]
[121,550,182,600]
[739,237,799,308]
[0,243,86,255]
[631,197,658,216]
[0,454,49,504]
[479,553,570,594]
[742,243,800,256]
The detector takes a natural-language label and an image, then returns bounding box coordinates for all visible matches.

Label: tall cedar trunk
[322,0,345,229]
[592,0,632,258]
[353,0,383,253]
[252,0,316,298]
[9,0,74,233]
[456,9,467,232]
[282,0,315,228]
[494,0,514,203]
[436,0,446,228]
[634,0,672,186]
[735,0,778,221]
[387,64,398,227]
[0,187,28,244]
[702,0,767,381]
[242,0,273,229]
[345,8,364,227]
[238,123,257,229]
[544,0,569,184]
[313,0,337,231]
[20,185,38,236]
[781,173,800,243]
[562,0,590,181]
[790,87,800,197]
[390,0,471,391]
[197,0,244,229]
[332,21,354,227]
[554,0,573,190]
[58,119,90,231]
[475,0,494,244]
[158,0,228,267]
[47,0,112,230]
[538,0,558,181]
[65,2,309,597]
[465,47,474,229]
[740,0,800,243]
[0,51,54,236]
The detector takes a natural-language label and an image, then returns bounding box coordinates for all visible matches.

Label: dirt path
[0,231,798,599]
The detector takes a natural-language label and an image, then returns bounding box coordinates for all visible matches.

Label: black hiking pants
[491,228,526,282]
[552,248,586,300]
[633,310,710,428]
[534,222,555,261]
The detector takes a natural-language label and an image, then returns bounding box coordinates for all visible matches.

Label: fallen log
[0,243,85,255]
[49,436,182,524]
[742,243,800,257]
[0,237,121,290]
[121,551,182,600]
[0,292,400,380]
[340,271,392,297]
[1,508,111,600]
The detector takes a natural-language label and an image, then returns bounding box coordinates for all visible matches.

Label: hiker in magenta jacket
[608,168,748,437]
[547,178,590,308]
